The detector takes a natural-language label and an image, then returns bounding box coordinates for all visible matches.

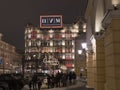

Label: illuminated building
[85,0,120,90]
[0,33,22,73]
[24,23,79,73]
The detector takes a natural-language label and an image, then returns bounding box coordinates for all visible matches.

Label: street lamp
[77,42,87,79]
[81,42,87,79]
[81,42,87,50]
[78,50,82,55]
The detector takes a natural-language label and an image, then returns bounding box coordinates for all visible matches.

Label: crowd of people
[24,71,77,90]
[0,71,77,90]
[46,71,76,89]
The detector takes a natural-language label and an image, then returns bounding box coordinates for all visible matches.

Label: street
[21,76,94,90]
[40,78,93,90]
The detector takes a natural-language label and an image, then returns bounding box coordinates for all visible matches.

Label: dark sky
[0,0,88,50]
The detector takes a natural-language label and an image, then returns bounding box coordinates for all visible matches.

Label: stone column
[104,19,120,90]
[86,52,95,88]
[94,37,105,90]
[75,54,81,76]
[102,9,120,90]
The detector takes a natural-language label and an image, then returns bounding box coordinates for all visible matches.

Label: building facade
[24,23,79,74]
[0,33,22,74]
[85,0,120,90]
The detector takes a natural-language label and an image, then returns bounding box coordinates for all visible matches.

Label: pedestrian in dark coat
[32,75,37,90]
[37,78,43,90]
[68,72,72,85]
[72,72,76,84]
[28,80,32,90]
[47,74,52,89]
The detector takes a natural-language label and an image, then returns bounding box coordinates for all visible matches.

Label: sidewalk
[22,77,86,90]
[41,78,85,90]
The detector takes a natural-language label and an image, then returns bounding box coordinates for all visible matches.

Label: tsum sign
[40,15,62,28]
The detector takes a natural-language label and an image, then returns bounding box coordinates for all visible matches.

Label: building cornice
[102,9,120,29]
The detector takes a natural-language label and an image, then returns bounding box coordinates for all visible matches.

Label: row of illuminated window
[0,42,15,52]
[26,54,75,60]
[25,27,79,34]
[42,47,75,53]
[25,33,78,39]
[25,40,74,47]
[24,61,74,67]
[25,46,75,53]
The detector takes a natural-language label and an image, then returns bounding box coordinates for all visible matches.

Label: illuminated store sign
[40,15,62,28]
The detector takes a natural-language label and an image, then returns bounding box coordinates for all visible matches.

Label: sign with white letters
[40,15,62,28]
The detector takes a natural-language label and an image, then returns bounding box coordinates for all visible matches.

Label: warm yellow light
[33,54,36,57]
[50,34,53,38]
[83,23,86,29]
[72,55,75,59]
[62,34,65,38]
[72,33,77,37]
[28,30,32,33]
[50,41,53,46]
[62,55,65,59]
[61,29,66,33]
[62,47,65,53]
[78,50,82,55]
[112,0,120,6]
[72,49,74,53]
[74,24,79,29]
[62,40,65,46]
[37,34,40,38]
[28,41,31,46]
[49,29,54,33]
[81,42,87,49]
[83,23,86,32]
[72,40,74,45]
[50,48,53,52]
[83,29,86,32]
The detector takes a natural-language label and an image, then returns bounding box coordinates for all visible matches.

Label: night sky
[0,0,88,50]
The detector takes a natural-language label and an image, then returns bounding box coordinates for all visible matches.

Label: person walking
[68,72,72,85]
[51,74,55,88]
[37,77,43,90]
[28,79,32,90]
[47,74,52,89]
[32,75,37,90]
[61,73,67,87]
[72,72,76,84]
[56,71,62,87]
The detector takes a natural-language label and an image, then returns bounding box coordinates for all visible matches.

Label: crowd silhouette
[26,71,77,90]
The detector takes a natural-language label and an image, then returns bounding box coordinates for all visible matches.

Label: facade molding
[102,9,120,29]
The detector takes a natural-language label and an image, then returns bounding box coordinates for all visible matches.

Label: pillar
[102,9,120,90]
[87,52,95,88]
[94,37,105,90]
[104,19,120,90]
